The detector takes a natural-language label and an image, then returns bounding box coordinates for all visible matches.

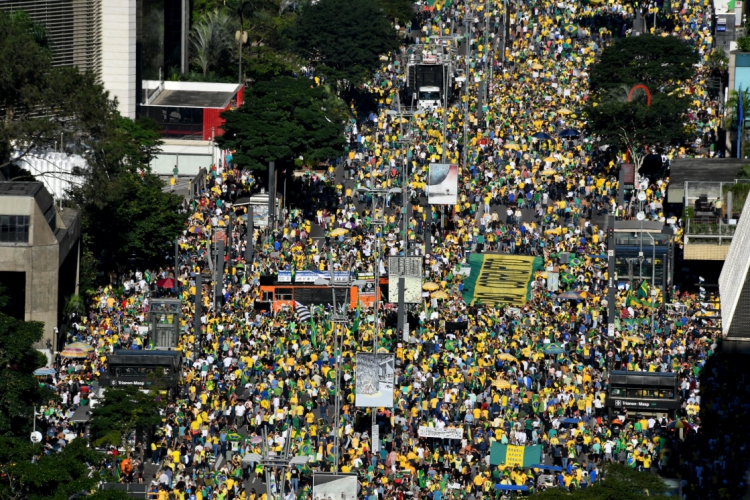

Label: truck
[417,86,442,110]
[403,47,455,109]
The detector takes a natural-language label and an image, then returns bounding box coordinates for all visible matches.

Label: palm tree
[724,89,750,129]
[189,8,233,76]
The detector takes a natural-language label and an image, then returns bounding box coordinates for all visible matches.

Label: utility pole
[246,205,254,263]
[501,0,508,64]
[607,215,616,337]
[215,239,224,310]
[462,14,470,172]
[195,273,202,343]
[441,59,450,164]
[482,0,493,103]
[387,96,424,349]
[268,161,275,232]
[370,190,384,452]
[227,215,233,270]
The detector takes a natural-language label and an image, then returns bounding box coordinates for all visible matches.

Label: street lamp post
[315,260,359,474]
[385,104,426,258]
[358,185,398,450]
[462,13,470,172]
[644,232,656,335]
[244,424,311,500]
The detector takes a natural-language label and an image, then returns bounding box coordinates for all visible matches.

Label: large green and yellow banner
[462,254,544,306]
[490,443,543,467]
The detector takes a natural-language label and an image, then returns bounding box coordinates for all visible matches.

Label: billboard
[428,163,458,205]
[388,256,423,303]
[355,353,395,408]
[313,473,358,500]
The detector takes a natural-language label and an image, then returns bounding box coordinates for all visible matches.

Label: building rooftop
[0,182,45,197]
[150,89,238,108]
[142,81,243,109]
[667,158,747,203]
[670,158,746,185]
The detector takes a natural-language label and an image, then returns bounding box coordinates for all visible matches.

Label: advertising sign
[388,257,423,303]
[428,163,459,205]
[313,473,358,500]
[355,353,395,408]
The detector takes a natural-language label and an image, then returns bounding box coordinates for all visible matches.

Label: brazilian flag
[626,290,641,308]
[636,280,649,299]
[563,24,578,36]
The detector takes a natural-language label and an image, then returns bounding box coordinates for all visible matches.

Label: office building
[0,183,81,353]
[0,0,190,120]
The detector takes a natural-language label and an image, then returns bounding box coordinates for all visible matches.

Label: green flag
[310,316,318,349]
[352,299,361,333]
[291,260,297,283]
[636,280,649,299]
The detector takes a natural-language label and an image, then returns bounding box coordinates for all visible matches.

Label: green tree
[69,117,187,278]
[585,91,691,170]
[89,385,165,449]
[217,76,347,170]
[530,464,669,499]
[724,89,749,129]
[0,291,49,437]
[0,437,129,500]
[0,11,111,170]
[585,34,698,170]
[738,36,750,52]
[377,0,415,22]
[707,47,729,72]
[72,171,187,277]
[588,35,699,93]
[190,8,234,76]
[289,0,400,88]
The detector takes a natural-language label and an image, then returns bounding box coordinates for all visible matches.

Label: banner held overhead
[418,426,464,439]
[462,254,544,306]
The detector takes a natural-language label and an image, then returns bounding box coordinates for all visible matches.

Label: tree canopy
[289,0,401,87]
[0,291,48,437]
[530,464,670,500]
[0,11,111,169]
[217,76,347,170]
[585,91,691,162]
[588,34,699,93]
[0,437,129,500]
[584,34,698,167]
[377,0,416,22]
[90,385,165,448]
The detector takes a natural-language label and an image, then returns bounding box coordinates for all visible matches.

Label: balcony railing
[684,218,737,245]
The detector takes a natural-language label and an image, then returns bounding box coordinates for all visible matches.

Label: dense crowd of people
[33,0,746,498]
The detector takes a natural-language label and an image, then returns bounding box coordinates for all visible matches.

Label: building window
[44,205,56,232]
[0,216,30,243]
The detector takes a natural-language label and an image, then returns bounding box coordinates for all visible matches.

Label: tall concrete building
[0,183,81,353]
[1,0,190,120]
